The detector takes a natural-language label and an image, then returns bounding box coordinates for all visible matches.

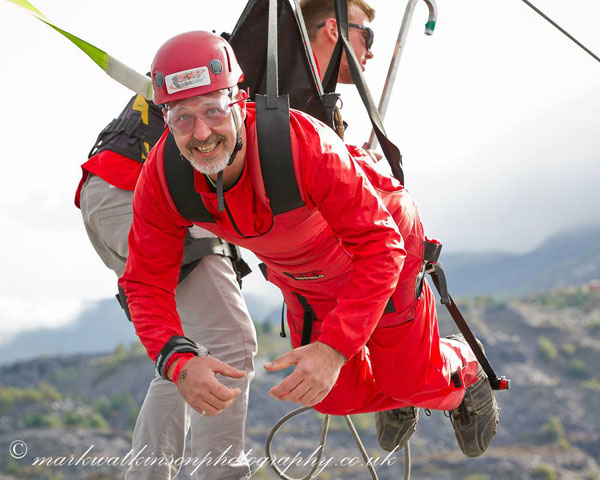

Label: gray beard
[188,151,230,175]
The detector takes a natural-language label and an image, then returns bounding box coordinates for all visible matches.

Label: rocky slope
[1,288,600,479]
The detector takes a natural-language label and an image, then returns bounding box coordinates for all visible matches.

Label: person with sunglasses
[301,0,383,164]
[301,0,375,84]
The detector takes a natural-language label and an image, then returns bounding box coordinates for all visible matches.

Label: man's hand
[264,341,345,407]
[169,356,245,416]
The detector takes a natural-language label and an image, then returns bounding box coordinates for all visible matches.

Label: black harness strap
[182,237,234,265]
[179,236,251,286]
[163,133,215,223]
[423,239,511,391]
[322,33,344,95]
[384,297,396,314]
[254,0,304,214]
[292,0,341,130]
[331,0,405,185]
[294,293,315,346]
[264,0,279,109]
[116,284,133,322]
[228,244,253,284]
[255,96,304,214]
[89,94,165,163]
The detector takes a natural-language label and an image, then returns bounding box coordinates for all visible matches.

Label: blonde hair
[299,0,375,40]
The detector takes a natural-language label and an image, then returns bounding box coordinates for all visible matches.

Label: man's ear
[325,17,338,43]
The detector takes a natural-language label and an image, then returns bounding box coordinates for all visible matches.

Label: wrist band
[155,335,200,381]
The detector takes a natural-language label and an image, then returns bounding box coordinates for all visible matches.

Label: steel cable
[520,0,600,63]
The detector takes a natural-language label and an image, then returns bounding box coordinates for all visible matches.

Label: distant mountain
[0,292,281,366]
[0,299,138,366]
[442,224,600,298]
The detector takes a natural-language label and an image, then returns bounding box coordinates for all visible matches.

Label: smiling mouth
[193,139,221,154]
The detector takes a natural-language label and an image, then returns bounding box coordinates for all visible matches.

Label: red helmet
[151,31,244,105]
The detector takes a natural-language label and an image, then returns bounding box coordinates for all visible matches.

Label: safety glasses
[165,92,246,136]
[316,21,374,51]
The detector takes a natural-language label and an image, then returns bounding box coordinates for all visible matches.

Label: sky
[0,0,598,342]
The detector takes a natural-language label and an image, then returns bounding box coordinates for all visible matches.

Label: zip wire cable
[520,0,600,63]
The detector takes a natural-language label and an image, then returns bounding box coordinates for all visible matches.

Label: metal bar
[366,0,437,151]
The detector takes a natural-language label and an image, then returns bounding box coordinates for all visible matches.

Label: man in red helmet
[75,2,379,474]
[120,31,500,460]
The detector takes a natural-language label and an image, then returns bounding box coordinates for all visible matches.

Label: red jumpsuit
[120,104,479,415]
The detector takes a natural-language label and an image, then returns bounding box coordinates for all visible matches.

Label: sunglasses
[316,21,374,51]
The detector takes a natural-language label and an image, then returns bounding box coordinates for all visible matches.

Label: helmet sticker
[165,67,211,94]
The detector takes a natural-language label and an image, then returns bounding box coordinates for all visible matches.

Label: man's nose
[365,48,374,60]
[191,115,212,139]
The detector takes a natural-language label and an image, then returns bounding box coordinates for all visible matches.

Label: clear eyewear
[316,21,374,51]
[165,94,245,136]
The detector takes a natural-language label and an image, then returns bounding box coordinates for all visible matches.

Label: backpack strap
[330,0,405,185]
[163,133,215,223]
[89,94,164,162]
[254,0,304,214]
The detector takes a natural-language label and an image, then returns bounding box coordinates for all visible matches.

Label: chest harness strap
[421,238,511,391]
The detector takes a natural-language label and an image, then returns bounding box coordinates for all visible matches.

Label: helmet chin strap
[217,106,243,212]
[228,106,244,166]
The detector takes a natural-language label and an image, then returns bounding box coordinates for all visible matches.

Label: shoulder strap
[254,0,304,214]
[163,133,215,223]
[89,94,165,163]
[230,0,340,130]
[330,0,405,185]
[255,97,304,214]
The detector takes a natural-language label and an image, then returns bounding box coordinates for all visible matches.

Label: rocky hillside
[1,286,600,479]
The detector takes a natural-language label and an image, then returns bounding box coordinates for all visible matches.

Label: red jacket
[74,151,142,208]
[120,104,424,364]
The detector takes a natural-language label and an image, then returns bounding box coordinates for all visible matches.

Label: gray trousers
[80,174,257,479]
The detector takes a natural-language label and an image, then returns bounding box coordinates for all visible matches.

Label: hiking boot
[376,406,418,452]
[446,334,499,457]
